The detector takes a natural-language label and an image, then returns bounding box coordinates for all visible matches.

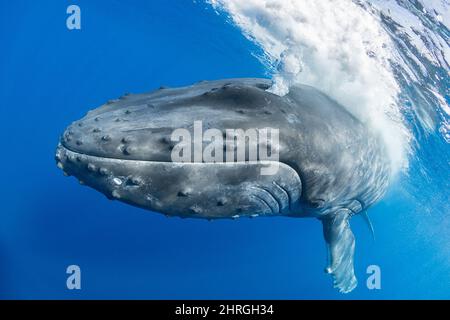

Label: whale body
[55,78,390,293]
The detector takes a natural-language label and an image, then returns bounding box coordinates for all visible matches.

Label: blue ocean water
[0,0,449,299]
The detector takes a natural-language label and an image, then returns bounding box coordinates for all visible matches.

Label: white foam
[209,0,412,174]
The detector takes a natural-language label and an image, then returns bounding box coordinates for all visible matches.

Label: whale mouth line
[57,142,292,174]
[59,140,291,168]
[59,142,170,164]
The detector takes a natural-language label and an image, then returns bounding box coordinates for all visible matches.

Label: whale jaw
[56,144,302,220]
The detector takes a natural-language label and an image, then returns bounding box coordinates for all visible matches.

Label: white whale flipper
[321,209,357,293]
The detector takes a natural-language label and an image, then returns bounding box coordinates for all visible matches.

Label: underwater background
[0,0,449,299]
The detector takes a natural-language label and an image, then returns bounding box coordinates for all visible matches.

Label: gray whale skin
[55,78,390,293]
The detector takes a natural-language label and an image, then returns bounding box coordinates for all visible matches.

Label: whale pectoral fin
[321,209,357,293]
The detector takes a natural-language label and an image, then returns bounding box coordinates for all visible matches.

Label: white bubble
[210,0,413,175]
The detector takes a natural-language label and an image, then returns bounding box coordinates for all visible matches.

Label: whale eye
[255,83,270,90]
[311,199,325,208]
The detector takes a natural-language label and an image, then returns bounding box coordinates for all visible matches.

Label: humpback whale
[55,78,390,293]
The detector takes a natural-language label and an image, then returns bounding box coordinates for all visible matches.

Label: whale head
[56,79,305,219]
